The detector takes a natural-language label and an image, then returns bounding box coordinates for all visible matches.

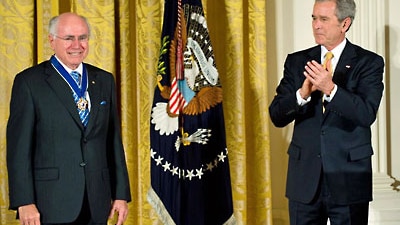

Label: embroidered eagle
[157,10,223,117]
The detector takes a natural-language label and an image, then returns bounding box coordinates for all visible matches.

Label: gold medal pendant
[77,97,88,110]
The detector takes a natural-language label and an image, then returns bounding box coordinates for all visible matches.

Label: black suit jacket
[269,40,384,205]
[7,59,131,223]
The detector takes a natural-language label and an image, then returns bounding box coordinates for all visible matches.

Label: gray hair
[315,0,356,22]
[49,14,91,37]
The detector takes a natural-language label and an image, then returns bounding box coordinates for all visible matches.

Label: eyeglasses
[52,34,89,43]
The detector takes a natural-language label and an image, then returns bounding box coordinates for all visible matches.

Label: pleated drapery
[0,0,272,224]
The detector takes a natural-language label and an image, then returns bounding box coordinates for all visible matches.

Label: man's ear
[342,17,352,31]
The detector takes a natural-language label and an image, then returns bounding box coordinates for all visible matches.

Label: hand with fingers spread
[304,60,335,95]
[299,71,317,100]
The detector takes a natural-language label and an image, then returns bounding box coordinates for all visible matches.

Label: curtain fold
[0,2,35,224]
[0,0,271,224]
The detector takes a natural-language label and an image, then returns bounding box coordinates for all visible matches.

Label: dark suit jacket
[269,40,384,205]
[7,59,131,223]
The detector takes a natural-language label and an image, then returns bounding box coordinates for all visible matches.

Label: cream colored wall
[387,0,400,182]
[267,1,400,224]
[267,1,315,224]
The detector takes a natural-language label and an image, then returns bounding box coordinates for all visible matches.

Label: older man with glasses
[7,12,131,225]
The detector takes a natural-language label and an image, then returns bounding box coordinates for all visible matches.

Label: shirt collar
[321,38,347,60]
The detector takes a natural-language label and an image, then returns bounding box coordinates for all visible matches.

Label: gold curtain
[0,0,271,224]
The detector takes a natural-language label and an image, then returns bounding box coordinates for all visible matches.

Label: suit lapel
[44,61,108,134]
[308,47,326,98]
[322,41,357,121]
[333,41,357,87]
[45,62,84,129]
[307,46,326,117]
[84,65,101,134]
[307,46,321,63]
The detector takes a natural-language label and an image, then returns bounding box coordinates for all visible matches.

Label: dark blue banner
[148,0,236,224]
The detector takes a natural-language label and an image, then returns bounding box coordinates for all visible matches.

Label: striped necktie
[70,71,81,86]
[322,52,334,112]
[323,51,334,73]
[70,71,89,127]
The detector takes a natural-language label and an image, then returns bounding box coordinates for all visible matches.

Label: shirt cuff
[296,89,311,106]
[323,84,338,102]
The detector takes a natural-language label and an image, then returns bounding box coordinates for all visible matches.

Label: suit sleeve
[329,53,384,127]
[269,54,309,127]
[107,75,132,202]
[6,73,36,210]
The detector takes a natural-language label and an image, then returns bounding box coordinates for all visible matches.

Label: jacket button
[80,162,87,167]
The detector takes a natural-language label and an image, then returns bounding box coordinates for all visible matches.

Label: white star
[186,169,195,180]
[196,168,204,179]
[217,152,226,162]
[162,161,171,172]
[171,166,179,176]
[155,155,163,165]
[150,149,156,158]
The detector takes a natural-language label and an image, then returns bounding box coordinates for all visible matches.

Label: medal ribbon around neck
[50,55,88,106]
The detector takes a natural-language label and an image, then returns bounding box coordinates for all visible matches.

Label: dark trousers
[289,175,369,225]
[43,191,107,225]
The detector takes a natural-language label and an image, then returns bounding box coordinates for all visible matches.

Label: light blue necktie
[70,71,89,127]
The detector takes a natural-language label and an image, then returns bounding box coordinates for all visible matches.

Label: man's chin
[66,61,83,69]
[314,39,324,46]
[68,57,84,64]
